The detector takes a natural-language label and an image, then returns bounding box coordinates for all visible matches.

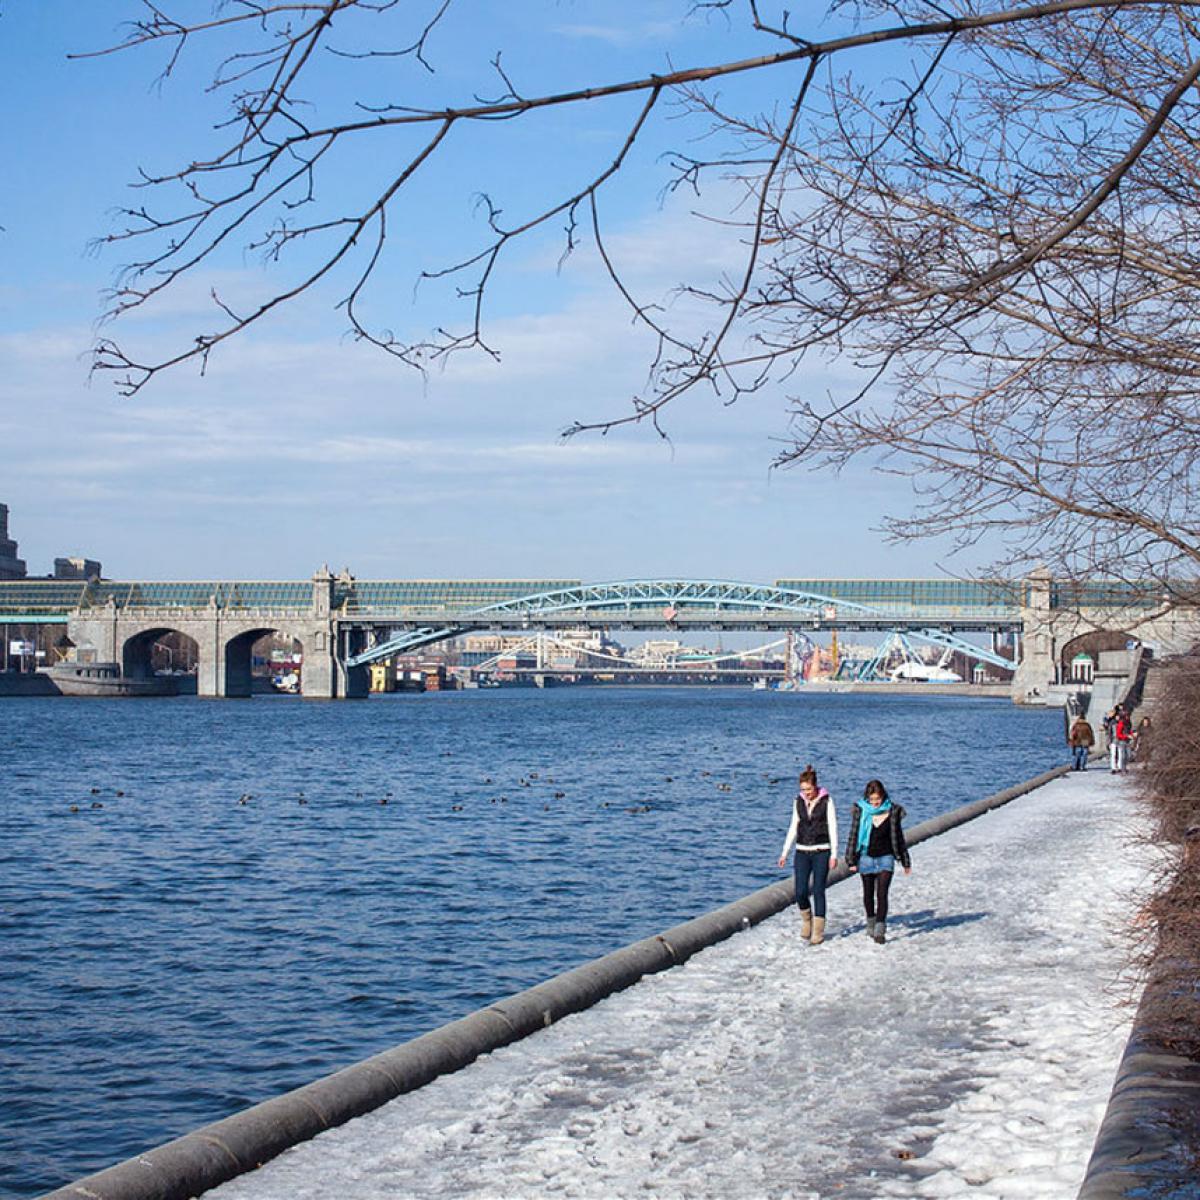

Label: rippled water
[0,688,1062,1197]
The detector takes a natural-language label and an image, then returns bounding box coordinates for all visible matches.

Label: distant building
[370,663,395,693]
[0,504,104,581]
[0,504,27,579]
[54,557,103,581]
[630,639,685,667]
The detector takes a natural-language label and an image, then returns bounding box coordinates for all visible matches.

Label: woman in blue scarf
[845,779,911,944]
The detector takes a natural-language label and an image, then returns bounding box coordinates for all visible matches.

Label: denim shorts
[858,852,896,874]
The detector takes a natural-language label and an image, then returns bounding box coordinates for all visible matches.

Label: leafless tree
[79,1,1200,591]
[732,1,1200,598]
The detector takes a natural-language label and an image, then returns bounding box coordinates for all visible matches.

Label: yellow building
[369,662,395,693]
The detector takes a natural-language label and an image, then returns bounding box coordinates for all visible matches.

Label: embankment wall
[1078,971,1200,1199]
[803,681,1011,698]
[0,673,59,696]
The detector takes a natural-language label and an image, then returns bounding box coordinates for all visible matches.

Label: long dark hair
[798,763,819,789]
[863,778,888,801]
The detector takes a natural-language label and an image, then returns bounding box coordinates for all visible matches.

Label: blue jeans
[793,850,831,918]
[1072,745,1089,770]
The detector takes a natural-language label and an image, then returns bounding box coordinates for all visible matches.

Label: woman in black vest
[777,763,839,945]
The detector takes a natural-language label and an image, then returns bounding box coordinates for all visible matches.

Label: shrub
[1136,653,1200,1061]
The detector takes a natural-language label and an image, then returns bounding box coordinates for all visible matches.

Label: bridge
[0,570,1192,699]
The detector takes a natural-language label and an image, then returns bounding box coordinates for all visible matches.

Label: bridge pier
[194,611,226,698]
[69,601,121,666]
[294,627,350,700]
[305,566,367,699]
[335,626,371,698]
[195,645,222,698]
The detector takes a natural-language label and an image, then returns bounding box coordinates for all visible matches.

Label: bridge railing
[0,580,91,616]
[0,575,1177,624]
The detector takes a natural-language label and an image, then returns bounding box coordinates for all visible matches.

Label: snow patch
[209,771,1146,1200]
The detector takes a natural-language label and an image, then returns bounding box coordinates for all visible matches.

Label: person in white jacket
[777,763,839,945]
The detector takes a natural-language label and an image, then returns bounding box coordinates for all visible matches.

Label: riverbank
[194,768,1145,1200]
[802,679,1012,698]
[0,676,1015,699]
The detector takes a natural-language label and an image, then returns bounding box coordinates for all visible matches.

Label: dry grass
[1135,653,1200,1060]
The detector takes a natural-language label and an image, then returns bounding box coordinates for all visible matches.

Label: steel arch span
[474,579,882,620]
[345,578,1014,669]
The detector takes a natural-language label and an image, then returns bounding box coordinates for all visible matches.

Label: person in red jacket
[1111,706,1133,773]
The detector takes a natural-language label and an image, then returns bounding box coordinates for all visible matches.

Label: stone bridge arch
[1059,630,1136,683]
[221,627,306,698]
[121,626,201,682]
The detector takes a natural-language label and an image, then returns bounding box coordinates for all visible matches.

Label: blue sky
[0,2,981,583]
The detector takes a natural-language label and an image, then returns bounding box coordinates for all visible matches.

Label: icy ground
[210,770,1146,1200]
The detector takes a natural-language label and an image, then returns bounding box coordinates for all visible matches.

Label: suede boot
[873,920,887,944]
[798,908,812,941]
[811,916,826,945]
[864,917,876,939]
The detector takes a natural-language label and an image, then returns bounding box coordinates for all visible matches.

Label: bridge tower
[301,565,338,699]
[1012,569,1052,698]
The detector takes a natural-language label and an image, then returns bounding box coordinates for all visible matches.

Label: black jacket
[845,803,911,870]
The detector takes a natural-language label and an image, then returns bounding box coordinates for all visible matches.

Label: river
[1,687,1062,1198]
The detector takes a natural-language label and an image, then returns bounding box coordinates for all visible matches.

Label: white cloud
[0,199,968,580]
[552,22,680,48]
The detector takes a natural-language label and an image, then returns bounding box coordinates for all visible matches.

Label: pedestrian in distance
[777,763,838,946]
[1133,715,1154,766]
[1068,714,1095,771]
[1101,708,1117,752]
[1111,706,1133,773]
[845,779,911,945]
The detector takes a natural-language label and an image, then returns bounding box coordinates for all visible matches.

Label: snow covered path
[210,770,1146,1200]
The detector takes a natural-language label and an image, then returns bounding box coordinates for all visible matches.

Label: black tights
[861,870,894,923]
